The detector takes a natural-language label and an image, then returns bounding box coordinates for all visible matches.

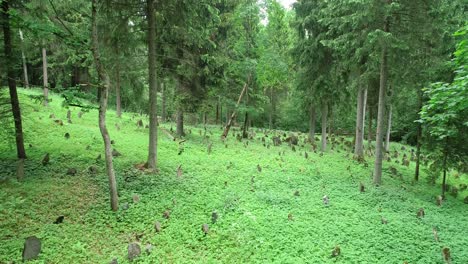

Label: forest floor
[0,88,467,263]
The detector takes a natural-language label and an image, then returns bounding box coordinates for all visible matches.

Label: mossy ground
[1,89,467,263]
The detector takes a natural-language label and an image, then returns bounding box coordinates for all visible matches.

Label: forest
[0,0,467,263]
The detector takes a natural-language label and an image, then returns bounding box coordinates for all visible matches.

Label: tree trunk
[215,98,219,124]
[373,13,390,185]
[309,104,316,142]
[146,0,158,169]
[161,81,166,122]
[384,105,392,153]
[321,101,328,152]
[222,78,250,139]
[269,87,276,129]
[176,108,185,137]
[91,0,118,211]
[361,88,367,143]
[441,140,448,199]
[42,47,49,106]
[354,87,366,158]
[415,89,423,181]
[115,64,122,118]
[19,30,29,88]
[2,0,26,159]
[367,104,373,147]
[328,104,334,136]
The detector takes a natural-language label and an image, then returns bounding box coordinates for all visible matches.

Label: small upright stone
[154,221,162,233]
[22,236,41,261]
[127,243,141,262]
[109,258,118,264]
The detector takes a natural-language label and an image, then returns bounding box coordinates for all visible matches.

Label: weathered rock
[54,215,64,224]
[112,149,121,157]
[211,211,218,224]
[145,244,153,254]
[463,196,468,204]
[22,236,41,261]
[127,243,141,261]
[64,132,70,139]
[109,258,118,264]
[202,224,209,235]
[42,153,50,166]
[132,194,140,203]
[88,165,98,174]
[66,168,77,176]
[154,221,162,233]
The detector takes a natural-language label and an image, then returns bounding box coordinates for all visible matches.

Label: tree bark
[115,62,122,118]
[176,108,185,137]
[19,30,29,88]
[242,84,249,138]
[215,99,219,125]
[161,81,166,122]
[415,89,423,181]
[384,104,392,153]
[362,88,367,143]
[321,101,328,152]
[373,10,390,185]
[354,86,366,159]
[91,0,118,211]
[221,77,250,139]
[2,0,26,159]
[442,140,448,199]
[42,47,49,106]
[146,0,158,169]
[309,104,316,142]
[269,87,276,129]
[367,103,373,147]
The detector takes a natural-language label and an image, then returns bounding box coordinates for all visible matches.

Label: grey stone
[128,243,141,261]
[22,236,41,261]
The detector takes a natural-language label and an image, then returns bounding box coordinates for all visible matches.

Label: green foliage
[419,26,468,170]
[1,88,467,263]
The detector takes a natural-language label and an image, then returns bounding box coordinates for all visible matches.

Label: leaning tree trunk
[361,88,367,143]
[176,108,185,137]
[91,0,118,211]
[384,104,392,153]
[42,47,49,106]
[321,101,328,152]
[373,12,390,186]
[2,0,26,159]
[354,87,366,159]
[221,77,250,139]
[415,89,423,181]
[309,104,316,142]
[19,30,29,88]
[146,0,158,169]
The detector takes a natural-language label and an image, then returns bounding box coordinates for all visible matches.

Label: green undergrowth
[0,88,467,263]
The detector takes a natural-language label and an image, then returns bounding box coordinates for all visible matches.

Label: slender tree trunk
[215,99,219,125]
[146,0,158,169]
[115,64,122,118]
[373,11,390,185]
[222,77,250,139]
[321,101,328,152]
[19,30,29,88]
[2,0,26,159]
[354,87,366,158]
[362,88,367,143]
[415,89,423,181]
[269,87,276,129]
[176,108,185,137]
[384,105,392,153]
[42,47,49,106]
[328,104,334,136]
[309,104,316,142]
[367,104,373,147]
[242,81,250,138]
[161,81,166,122]
[441,140,448,199]
[91,0,118,211]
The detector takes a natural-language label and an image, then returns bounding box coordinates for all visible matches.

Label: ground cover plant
[0,90,467,263]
